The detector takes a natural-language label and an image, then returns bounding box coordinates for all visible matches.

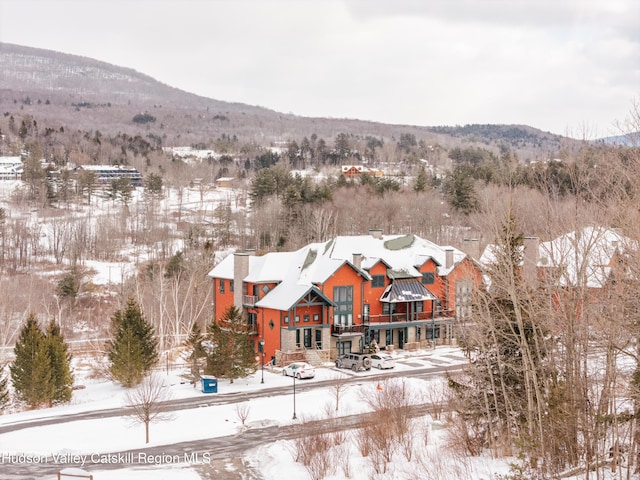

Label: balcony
[364,310,454,325]
[332,324,365,336]
[243,295,257,307]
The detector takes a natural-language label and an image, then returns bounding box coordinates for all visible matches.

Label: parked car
[371,353,396,369]
[282,362,316,379]
[335,353,372,372]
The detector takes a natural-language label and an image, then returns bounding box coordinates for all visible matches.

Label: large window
[337,340,352,355]
[422,272,435,284]
[382,303,396,315]
[456,280,473,320]
[333,286,353,325]
[426,324,441,339]
[371,275,385,288]
[248,312,257,331]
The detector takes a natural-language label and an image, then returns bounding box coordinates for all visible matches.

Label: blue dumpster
[201,375,218,393]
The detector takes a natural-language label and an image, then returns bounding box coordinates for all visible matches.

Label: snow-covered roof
[539,226,630,288]
[480,226,632,289]
[208,233,467,310]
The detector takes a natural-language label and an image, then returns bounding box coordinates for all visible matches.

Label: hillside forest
[0,92,639,476]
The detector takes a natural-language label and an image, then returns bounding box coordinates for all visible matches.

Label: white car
[370,353,396,369]
[282,362,316,379]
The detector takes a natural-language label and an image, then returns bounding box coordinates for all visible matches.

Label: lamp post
[259,339,265,384]
[292,374,297,420]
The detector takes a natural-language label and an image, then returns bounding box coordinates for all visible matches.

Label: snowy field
[0,347,515,480]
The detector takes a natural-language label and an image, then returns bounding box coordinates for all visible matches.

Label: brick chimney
[233,252,249,310]
[352,253,362,270]
[463,238,480,260]
[445,248,454,269]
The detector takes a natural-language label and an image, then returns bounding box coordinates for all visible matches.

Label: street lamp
[259,339,265,384]
[292,374,297,420]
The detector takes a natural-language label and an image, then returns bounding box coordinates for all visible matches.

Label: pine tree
[10,313,53,408]
[450,210,551,459]
[0,366,10,411]
[107,298,158,387]
[205,306,256,384]
[45,320,74,405]
[184,322,206,386]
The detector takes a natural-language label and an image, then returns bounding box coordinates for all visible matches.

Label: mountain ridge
[0,42,568,157]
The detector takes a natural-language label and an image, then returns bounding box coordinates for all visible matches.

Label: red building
[208,230,482,366]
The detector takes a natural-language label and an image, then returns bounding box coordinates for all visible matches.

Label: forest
[0,95,639,477]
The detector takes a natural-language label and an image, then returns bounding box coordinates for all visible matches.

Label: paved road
[0,362,462,478]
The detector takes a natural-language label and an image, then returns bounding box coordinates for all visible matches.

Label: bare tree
[330,373,349,412]
[234,401,251,428]
[125,374,174,444]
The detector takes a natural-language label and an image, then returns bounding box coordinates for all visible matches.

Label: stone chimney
[523,237,539,286]
[233,252,249,310]
[352,253,362,270]
[463,238,480,260]
[445,248,454,269]
[369,229,383,239]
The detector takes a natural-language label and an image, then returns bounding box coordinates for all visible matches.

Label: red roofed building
[208,230,482,366]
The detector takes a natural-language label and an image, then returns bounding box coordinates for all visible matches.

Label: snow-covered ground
[0,347,515,480]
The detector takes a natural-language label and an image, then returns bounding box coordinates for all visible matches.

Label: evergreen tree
[450,210,550,459]
[44,319,74,405]
[413,165,429,193]
[10,313,53,408]
[184,322,206,386]
[107,299,158,387]
[0,366,10,411]
[205,306,256,384]
[443,165,479,214]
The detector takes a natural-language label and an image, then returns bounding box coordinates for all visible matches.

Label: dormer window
[371,275,385,288]
[422,272,435,285]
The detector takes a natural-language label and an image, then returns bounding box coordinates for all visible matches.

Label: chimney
[523,237,539,286]
[233,252,249,310]
[352,253,362,270]
[463,238,480,260]
[445,248,454,269]
[369,229,383,239]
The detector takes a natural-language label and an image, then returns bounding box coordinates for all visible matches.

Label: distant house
[215,177,234,188]
[76,165,143,187]
[341,165,384,178]
[0,156,23,180]
[208,230,482,366]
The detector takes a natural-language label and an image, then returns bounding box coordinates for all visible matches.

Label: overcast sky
[1,0,638,138]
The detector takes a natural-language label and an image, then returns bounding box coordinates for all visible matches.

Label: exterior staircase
[305,347,329,367]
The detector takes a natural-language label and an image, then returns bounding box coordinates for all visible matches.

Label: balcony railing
[332,324,365,335]
[243,295,257,307]
[364,310,454,324]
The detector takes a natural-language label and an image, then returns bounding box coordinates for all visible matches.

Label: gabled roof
[479,226,633,289]
[208,233,468,311]
[539,226,630,288]
[255,284,336,310]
